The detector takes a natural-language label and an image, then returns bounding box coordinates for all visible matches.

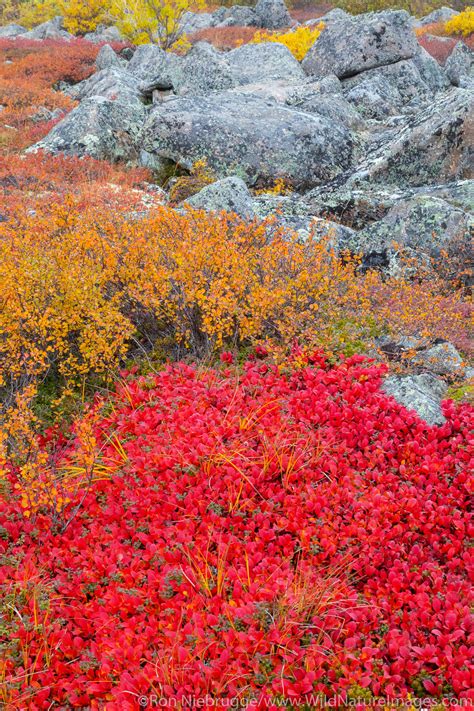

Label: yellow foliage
[15,0,110,33]
[17,0,62,28]
[108,0,205,48]
[251,24,324,61]
[61,0,109,34]
[169,158,215,204]
[445,7,474,36]
[254,178,292,196]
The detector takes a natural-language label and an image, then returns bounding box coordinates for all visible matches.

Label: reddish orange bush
[189,25,259,49]
[0,38,101,151]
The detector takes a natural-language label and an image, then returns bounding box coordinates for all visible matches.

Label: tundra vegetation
[0,0,473,707]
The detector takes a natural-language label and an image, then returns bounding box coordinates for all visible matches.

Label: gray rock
[29,106,64,123]
[0,24,26,37]
[343,57,439,109]
[306,8,348,26]
[230,79,304,103]
[180,11,216,34]
[22,16,73,41]
[84,25,122,43]
[291,92,366,130]
[27,96,146,164]
[346,195,473,278]
[67,68,144,109]
[255,0,291,30]
[412,45,450,93]
[345,75,402,119]
[445,42,474,87]
[172,42,236,95]
[414,342,465,376]
[252,192,356,241]
[217,6,258,27]
[184,176,256,218]
[128,44,179,91]
[382,373,448,425]
[304,180,474,229]
[228,42,305,86]
[302,10,418,79]
[350,88,473,186]
[141,91,354,189]
[95,44,123,71]
[417,6,458,26]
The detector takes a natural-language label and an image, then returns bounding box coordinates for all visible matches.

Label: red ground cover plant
[0,37,126,152]
[1,354,473,708]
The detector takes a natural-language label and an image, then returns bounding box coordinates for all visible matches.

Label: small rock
[416,6,459,27]
[95,44,123,71]
[184,176,256,218]
[255,0,291,30]
[383,373,448,425]
[445,42,474,87]
[414,342,465,376]
[22,16,72,41]
[0,24,26,37]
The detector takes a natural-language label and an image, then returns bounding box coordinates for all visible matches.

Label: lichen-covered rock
[95,44,123,71]
[184,176,256,218]
[217,6,258,27]
[306,8,348,26]
[22,16,72,41]
[255,0,291,30]
[290,92,366,130]
[140,92,354,189]
[302,10,418,79]
[345,195,473,278]
[0,24,26,37]
[84,25,122,43]
[345,75,402,119]
[445,42,474,87]
[127,44,179,91]
[172,43,236,95]
[228,43,305,86]
[416,6,458,26]
[350,88,473,186]
[180,11,216,34]
[27,96,146,164]
[67,68,145,109]
[382,373,448,425]
[414,342,465,377]
[412,46,450,93]
[343,58,436,109]
[304,180,474,229]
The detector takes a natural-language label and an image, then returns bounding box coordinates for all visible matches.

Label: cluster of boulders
[1,1,473,422]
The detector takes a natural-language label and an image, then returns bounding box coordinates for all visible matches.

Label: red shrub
[189,25,260,49]
[1,355,473,708]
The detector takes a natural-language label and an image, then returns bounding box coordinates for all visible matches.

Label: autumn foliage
[0,26,473,711]
[1,356,473,707]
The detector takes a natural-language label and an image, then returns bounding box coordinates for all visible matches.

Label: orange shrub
[0,199,471,457]
[189,25,259,49]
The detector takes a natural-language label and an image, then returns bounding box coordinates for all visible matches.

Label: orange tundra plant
[0,199,471,452]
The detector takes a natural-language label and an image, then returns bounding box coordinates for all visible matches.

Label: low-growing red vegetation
[1,354,473,708]
[189,24,259,49]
